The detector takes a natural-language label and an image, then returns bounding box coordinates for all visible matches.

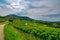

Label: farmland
[0,15,60,40]
[4,19,60,40]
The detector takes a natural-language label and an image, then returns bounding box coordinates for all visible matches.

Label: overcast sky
[0,0,60,21]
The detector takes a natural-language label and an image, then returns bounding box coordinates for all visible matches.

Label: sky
[0,0,60,21]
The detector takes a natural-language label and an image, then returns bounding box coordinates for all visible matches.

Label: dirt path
[0,24,5,40]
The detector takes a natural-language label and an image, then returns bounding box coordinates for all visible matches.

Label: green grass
[4,23,22,40]
[0,17,7,23]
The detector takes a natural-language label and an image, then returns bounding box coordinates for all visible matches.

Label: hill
[0,14,59,40]
[5,14,33,21]
[4,16,60,40]
[0,14,60,28]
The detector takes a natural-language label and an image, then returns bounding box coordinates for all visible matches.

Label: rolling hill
[0,14,60,40]
[0,14,60,28]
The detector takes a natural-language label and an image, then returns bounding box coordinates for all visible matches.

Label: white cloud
[0,0,60,21]
[25,8,59,19]
[6,0,29,9]
[0,3,24,16]
[25,0,60,21]
[0,0,30,16]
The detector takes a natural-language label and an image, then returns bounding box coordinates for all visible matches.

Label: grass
[4,23,22,40]
[0,18,6,23]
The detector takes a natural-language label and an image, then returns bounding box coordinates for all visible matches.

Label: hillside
[0,14,60,28]
[4,17,60,40]
[0,14,60,40]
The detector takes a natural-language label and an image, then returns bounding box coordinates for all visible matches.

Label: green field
[4,19,60,40]
[0,15,60,40]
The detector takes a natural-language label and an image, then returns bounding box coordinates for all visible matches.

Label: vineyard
[4,19,60,40]
[4,23,41,40]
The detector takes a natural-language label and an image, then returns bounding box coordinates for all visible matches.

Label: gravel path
[0,24,5,40]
